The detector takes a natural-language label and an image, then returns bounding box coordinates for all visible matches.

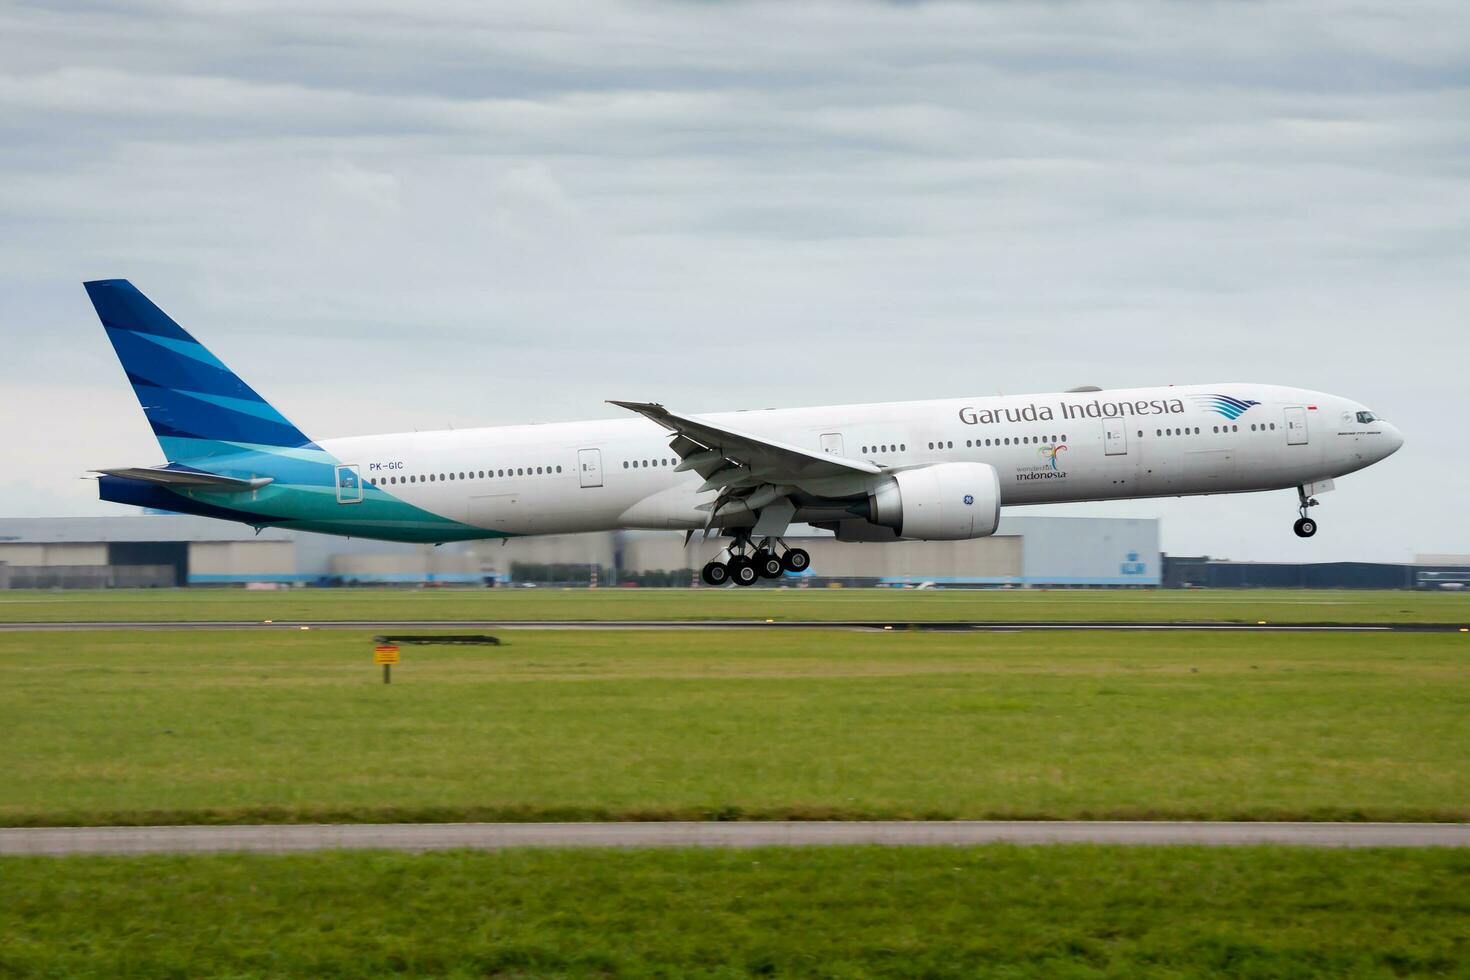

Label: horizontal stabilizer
[93,466,273,491]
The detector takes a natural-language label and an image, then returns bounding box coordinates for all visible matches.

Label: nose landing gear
[1293,486,1319,538]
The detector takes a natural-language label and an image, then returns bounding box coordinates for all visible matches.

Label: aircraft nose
[1381,421,1405,457]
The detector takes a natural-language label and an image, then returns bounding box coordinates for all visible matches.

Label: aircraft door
[1284,407,1308,445]
[1103,419,1128,456]
[819,433,845,456]
[335,464,363,504]
[577,448,603,488]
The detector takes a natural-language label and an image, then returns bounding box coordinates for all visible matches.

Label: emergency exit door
[577,448,603,488]
[1284,407,1309,445]
[1103,419,1128,456]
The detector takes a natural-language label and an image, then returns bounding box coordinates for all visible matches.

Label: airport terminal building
[0,515,1162,588]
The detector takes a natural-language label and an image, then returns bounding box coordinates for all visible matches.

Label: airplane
[84,279,1404,586]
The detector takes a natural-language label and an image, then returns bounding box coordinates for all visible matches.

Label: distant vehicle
[84,280,1403,586]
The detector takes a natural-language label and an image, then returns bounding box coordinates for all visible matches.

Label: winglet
[608,400,679,431]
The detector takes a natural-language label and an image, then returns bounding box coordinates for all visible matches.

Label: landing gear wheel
[754,550,784,579]
[780,548,811,574]
[728,556,759,587]
[701,560,730,586]
[1293,517,1317,538]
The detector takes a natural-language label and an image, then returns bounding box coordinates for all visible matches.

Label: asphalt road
[1,619,1462,632]
[3,821,1466,855]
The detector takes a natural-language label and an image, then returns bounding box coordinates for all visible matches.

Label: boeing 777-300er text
[84,280,1404,586]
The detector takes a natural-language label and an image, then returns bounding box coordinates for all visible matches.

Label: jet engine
[867,462,1001,540]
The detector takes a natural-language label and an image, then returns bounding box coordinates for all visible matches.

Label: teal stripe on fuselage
[151,439,509,543]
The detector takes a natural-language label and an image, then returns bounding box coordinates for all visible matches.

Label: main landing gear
[700,535,811,587]
[1293,486,1319,538]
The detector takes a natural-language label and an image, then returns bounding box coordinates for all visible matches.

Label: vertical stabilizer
[83,279,316,460]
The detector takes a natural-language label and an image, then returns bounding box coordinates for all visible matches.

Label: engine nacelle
[868,462,1001,540]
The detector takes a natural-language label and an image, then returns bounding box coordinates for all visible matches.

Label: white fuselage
[317,383,1402,537]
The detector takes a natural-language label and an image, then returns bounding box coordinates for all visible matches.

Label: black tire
[780,548,811,574]
[754,550,783,579]
[1293,517,1317,538]
[728,556,759,587]
[701,561,729,586]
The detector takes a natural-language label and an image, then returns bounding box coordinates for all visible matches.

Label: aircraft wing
[93,465,273,491]
[607,400,880,494]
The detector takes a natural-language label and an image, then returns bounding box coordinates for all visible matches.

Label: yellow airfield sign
[374,645,400,665]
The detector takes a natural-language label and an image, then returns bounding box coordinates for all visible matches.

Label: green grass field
[3,628,1465,825]
[1,586,1467,623]
[3,846,1466,978]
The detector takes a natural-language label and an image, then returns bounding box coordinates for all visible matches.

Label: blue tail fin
[84,280,316,460]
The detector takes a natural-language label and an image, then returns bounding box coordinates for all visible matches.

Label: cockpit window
[1356,411,1377,424]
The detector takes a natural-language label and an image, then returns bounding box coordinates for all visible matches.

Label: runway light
[1461,628,1468,633]
[883,625,893,631]
[263,620,273,624]
[299,626,310,631]
[1257,620,1267,625]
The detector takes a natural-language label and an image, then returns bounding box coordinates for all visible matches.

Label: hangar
[0,515,1161,588]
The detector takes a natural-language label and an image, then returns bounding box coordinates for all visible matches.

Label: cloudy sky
[2,0,1465,561]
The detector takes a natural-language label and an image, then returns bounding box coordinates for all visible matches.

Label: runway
[0,619,1463,632]
[3,821,1465,855]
